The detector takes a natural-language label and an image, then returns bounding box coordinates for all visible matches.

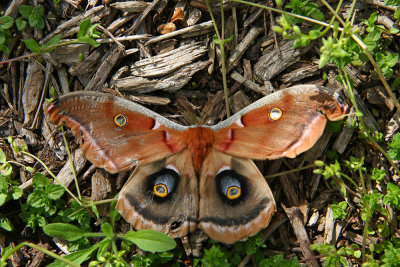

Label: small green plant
[0,148,23,231]
[311,243,361,267]
[18,173,66,231]
[18,5,44,29]
[43,202,176,266]
[259,254,299,267]
[0,15,14,53]
[23,18,101,54]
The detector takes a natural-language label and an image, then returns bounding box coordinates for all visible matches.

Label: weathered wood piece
[227,27,263,72]
[280,64,320,84]
[229,90,251,114]
[230,71,269,96]
[54,149,87,188]
[85,45,124,91]
[22,62,44,126]
[254,40,311,82]
[333,108,355,154]
[282,204,319,267]
[145,21,213,45]
[69,47,105,76]
[110,1,151,12]
[112,60,210,93]
[126,0,162,34]
[111,42,209,92]
[386,110,400,139]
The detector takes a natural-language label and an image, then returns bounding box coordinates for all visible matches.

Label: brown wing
[46,91,187,173]
[116,150,198,238]
[212,85,347,160]
[198,149,276,244]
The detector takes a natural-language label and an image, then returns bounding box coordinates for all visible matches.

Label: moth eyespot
[154,184,168,198]
[218,172,242,200]
[151,170,177,198]
[269,107,282,121]
[114,114,128,127]
[226,186,241,200]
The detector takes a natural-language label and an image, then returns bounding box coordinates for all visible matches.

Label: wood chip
[110,1,151,12]
[145,21,213,45]
[254,40,311,82]
[230,71,269,96]
[282,204,319,267]
[22,62,44,126]
[85,45,124,91]
[323,206,335,244]
[280,64,320,84]
[227,27,263,72]
[54,149,87,188]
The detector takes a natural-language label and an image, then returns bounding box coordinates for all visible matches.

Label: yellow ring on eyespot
[268,107,282,121]
[114,114,127,127]
[226,186,241,200]
[154,184,168,198]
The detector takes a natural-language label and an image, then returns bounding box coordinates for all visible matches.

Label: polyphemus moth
[46,85,347,244]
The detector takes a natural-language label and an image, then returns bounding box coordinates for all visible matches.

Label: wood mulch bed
[0,0,399,266]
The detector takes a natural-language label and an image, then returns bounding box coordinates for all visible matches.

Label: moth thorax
[180,127,215,172]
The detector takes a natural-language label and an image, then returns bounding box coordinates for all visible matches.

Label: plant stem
[1,242,79,267]
[21,151,82,206]
[61,126,82,200]
[264,163,316,178]
[205,0,231,117]
[340,70,400,174]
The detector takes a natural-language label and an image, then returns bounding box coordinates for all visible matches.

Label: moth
[46,85,347,244]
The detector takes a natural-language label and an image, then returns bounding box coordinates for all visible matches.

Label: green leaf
[77,18,91,39]
[47,245,99,267]
[45,184,65,200]
[11,186,23,200]
[388,133,400,160]
[199,245,231,267]
[16,18,27,30]
[0,32,5,46]
[43,223,87,241]
[0,217,13,231]
[23,39,41,53]
[395,6,400,19]
[18,5,33,19]
[259,254,299,267]
[27,188,46,207]
[28,6,44,29]
[0,149,6,164]
[123,230,176,252]
[331,201,347,220]
[101,222,113,237]
[309,30,321,40]
[0,176,8,190]
[212,34,221,45]
[43,34,61,51]
[383,183,400,210]
[76,36,100,47]
[0,16,14,30]
[0,193,8,207]
[32,173,50,188]
[96,238,112,259]
[370,168,386,181]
